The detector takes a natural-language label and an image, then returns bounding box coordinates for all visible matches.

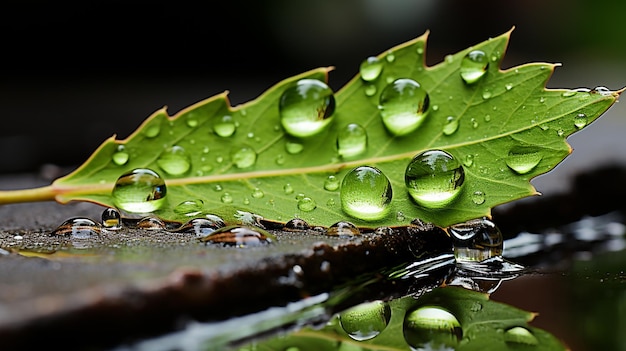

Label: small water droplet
[442,116,459,136]
[275,154,285,165]
[470,118,478,129]
[484,114,491,122]
[364,84,377,96]
[506,146,542,174]
[472,191,485,205]
[173,199,204,217]
[176,217,225,237]
[199,225,274,247]
[405,150,465,208]
[574,113,588,129]
[297,197,317,212]
[557,129,565,136]
[539,97,545,103]
[284,218,310,231]
[112,168,167,213]
[51,217,102,238]
[463,154,474,167]
[101,208,122,230]
[136,216,166,230]
[213,115,237,137]
[562,90,576,97]
[360,56,384,82]
[231,145,257,168]
[403,306,462,350]
[285,141,304,154]
[460,50,488,84]
[386,51,395,63]
[327,221,360,236]
[337,123,367,158]
[157,145,191,176]
[505,83,514,91]
[504,327,539,346]
[221,192,233,204]
[432,105,439,111]
[279,79,335,138]
[482,90,492,100]
[251,188,264,199]
[326,198,336,207]
[324,175,340,191]
[339,300,391,341]
[445,55,454,63]
[448,217,503,262]
[112,145,130,166]
[378,78,430,136]
[283,183,294,195]
[340,166,392,221]
[213,184,223,192]
[185,114,198,128]
[396,211,406,221]
[143,119,161,138]
[416,44,424,55]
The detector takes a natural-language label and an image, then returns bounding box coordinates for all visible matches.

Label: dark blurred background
[1,0,625,175]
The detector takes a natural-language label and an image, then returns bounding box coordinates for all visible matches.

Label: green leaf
[246,286,567,351]
[1,29,619,227]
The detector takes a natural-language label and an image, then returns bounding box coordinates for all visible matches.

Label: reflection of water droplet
[231,145,257,168]
[284,218,310,231]
[472,191,486,205]
[403,306,462,350]
[213,115,236,137]
[297,197,317,212]
[340,166,392,221]
[574,113,588,129]
[324,175,340,191]
[279,79,335,138]
[157,145,191,176]
[173,199,204,217]
[405,150,465,208]
[112,168,167,213]
[378,78,430,136]
[51,217,102,238]
[448,217,503,262]
[101,208,122,230]
[339,300,391,341]
[327,221,360,236]
[337,123,367,158]
[112,145,130,166]
[176,217,225,237]
[504,327,539,346]
[221,193,233,204]
[285,141,304,154]
[460,50,488,84]
[360,56,384,81]
[199,225,273,247]
[506,146,542,174]
[442,116,459,136]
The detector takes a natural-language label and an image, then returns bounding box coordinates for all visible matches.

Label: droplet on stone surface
[339,300,391,341]
[157,145,191,176]
[284,218,310,231]
[460,50,488,84]
[51,217,102,238]
[279,79,336,138]
[405,150,465,208]
[378,78,430,136]
[327,221,360,236]
[340,166,392,221]
[199,225,273,247]
[112,168,167,213]
[136,216,166,230]
[337,123,368,158]
[448,217,504,262]
[101,208,122,230]
[176,217,225,237]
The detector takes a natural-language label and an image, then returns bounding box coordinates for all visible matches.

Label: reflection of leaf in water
[248,286,566,350]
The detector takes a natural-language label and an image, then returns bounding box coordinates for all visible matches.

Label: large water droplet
[574,113,588,129]
[460,50,489,84]
[339,300,391,341]
[51,217,102,238]
[112,168,167,213]
[340,166,392,221]
[505,146,542,174]
[448,217,503,262]
[173,199,204,217]
[231,145,257,168]
[199,225,273,247]
[378,78,430,136]
[297,197,317,212]
[337,123,368,158]
[213,115,237,137]
[405,150,465,208]
[442,116,459,135]
[504,327,539,346]
[403,306,463,350]
[101,208,122,230]
[157,145,191,176]
[360,56,384,82]
[279,79,336,138]
[327,221,360,236]
[112,145,130,166]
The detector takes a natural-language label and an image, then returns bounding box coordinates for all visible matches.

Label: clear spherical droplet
[403,306,462,350]
[324,175,340,191]
[51,217,102,238]
[101,208,122,230]
[283,183,294,195]
[448,217,504,262]
[360,56,384,82]
[405,150,465,208]
[173,199,204,217]
[143,119,161,138]
[339,300,391,341]
[378,78,430,136]
[112,145,130,166]
[460,50,489,84]
[251,188,264,199]
[471,191,486,205]
[231,145,257,168]
[285,141,304,154]
[112,168,167,213]
[340,166,392,221]
[136,216,166,230]
[157,145,191,176]
[284,218,310,231]
[213,115,236,137]
[574,113,588,129]
[185,113,199,128]
[337,123,368,158]
[504,327,539,346]
[506,146,542,174]
[327,221,360,236]
[442,116,459,136]
[279,79,336,138]
[199,225,273,247]
[297,197,317,212]
[364,84,377,96]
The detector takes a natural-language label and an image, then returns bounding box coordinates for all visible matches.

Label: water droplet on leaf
[504,327,539,346]
[283,184,294,195]
[285,141,304,154]
[324,175,340,191]
[574,113,588,129]
[279,79,336,138]
[448,217,503,262]
[112,168,167,213]
[405,150,465,208]
[297,197,317,212]
[364,84,377,96]
[112,145,130,166]
[213,115,236,137]
[173,199,204,217]
[251,188,264,199]
[460,50,488,84]
[506,146,542,174]
[157,145,191,176]
[403,306,462,350]
[339,300,391,341]
[337,123,367,158]
[472,191,485,205]
[143,119,161,138]
[360,56,384,81]
[442,116,459,135]
[378,78,430,136]
[340,166,392,221]
[231,145,257,168]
